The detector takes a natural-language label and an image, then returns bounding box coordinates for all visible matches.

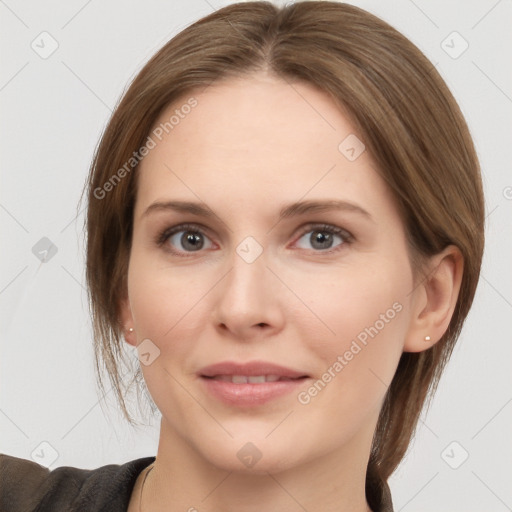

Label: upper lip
[199,361,309,379]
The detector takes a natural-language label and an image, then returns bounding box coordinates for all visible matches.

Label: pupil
[182,232,203,251]
[311,231,332,249]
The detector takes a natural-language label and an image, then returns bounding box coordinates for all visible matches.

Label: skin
[121,72,463,512]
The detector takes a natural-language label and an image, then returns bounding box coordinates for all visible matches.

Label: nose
[211,241,285,341]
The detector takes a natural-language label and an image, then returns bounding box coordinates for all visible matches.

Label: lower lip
[200,377,308,407]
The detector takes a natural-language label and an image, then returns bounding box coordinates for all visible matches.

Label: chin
[194,432,305,475]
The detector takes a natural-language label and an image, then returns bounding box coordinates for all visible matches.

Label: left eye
[294,226,348,251]
[167,229,214,253]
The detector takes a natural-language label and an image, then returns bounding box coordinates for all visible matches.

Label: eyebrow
[142,199,372,222]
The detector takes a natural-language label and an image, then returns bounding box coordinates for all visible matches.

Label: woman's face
[123,73,419,473]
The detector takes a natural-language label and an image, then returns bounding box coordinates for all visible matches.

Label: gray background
[1,1,511,510]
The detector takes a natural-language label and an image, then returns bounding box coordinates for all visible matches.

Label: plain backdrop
[1,1,511,511]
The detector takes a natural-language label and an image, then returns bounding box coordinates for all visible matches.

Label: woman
[0,2,484,511]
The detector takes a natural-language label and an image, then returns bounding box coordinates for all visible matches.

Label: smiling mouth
[202,375,309,383]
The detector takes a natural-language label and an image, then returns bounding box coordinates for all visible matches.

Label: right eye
[156,223,215,256]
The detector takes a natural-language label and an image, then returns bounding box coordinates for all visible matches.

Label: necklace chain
[139,462,155,512]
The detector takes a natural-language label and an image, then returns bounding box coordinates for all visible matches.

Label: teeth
[248,376,266,383]
[214,375,284,383]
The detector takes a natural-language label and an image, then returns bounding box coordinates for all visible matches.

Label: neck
[140,417,374,512]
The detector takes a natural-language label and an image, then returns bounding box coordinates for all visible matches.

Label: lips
[208,375,300,383]
[199,361,309,381]
[199,361,310,407]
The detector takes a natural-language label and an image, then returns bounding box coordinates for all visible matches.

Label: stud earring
[128,327,134,333]
[424,335,431,342]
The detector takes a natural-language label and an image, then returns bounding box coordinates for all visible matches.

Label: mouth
[199,360,309,381]
[198,361,310,407]
[201,374,308,383]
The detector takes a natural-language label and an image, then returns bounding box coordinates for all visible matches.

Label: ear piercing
[128,327,134,333]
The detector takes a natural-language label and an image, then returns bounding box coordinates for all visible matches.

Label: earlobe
[119,295,137,347]
[403,245,464,353]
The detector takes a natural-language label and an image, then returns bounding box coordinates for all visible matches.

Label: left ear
[119,294,137,348]
[404,245,464,353]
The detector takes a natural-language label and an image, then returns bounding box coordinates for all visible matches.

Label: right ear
[119,295,137,347]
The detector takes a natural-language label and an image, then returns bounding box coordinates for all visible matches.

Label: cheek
[290,262,411,407]
[126,255,205,411]
[126,249,228,407]
[289,258,410,341]
[127,248,210,339]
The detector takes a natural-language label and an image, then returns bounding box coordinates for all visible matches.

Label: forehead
[134,73,395,220]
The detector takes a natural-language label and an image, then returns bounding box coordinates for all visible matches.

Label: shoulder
[0,453,155,512]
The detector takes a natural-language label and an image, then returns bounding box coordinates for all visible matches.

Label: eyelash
[155,222,354,257]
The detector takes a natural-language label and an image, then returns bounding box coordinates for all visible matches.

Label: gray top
[0,453,393,511]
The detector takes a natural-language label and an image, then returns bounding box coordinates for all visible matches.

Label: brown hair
[81,1,484,486]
